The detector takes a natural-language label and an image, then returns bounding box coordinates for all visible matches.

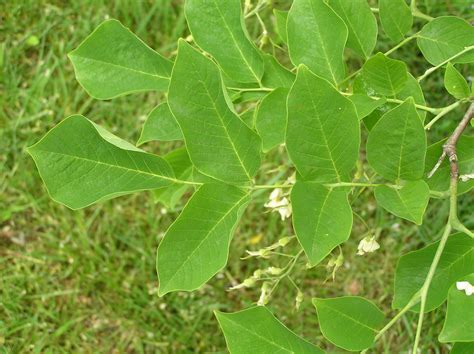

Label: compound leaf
[292,182,352,266]
[362,53,408,97]
[439,273,474,343]
[216,306,323,354]
[366,99,426,181]
[379,0,413,42]
[255,88,289,152]
[393,233,474,312]
[185,0,263,83]
[328,0,377,58]
[69,20,173,99]
[313,296,385,351]
[374,180,430,225]
[157,183,249,296]
[28,115,175,209]
[287,0,348,85]
[417,16,474,66]
[444,63,471,100]
[137,102,183,145]
[286,66,360,183]
[168,40,262,184]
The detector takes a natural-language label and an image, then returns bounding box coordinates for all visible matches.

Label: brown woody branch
[427,103,474,179]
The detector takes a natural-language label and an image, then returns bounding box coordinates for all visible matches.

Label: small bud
[295,290,304,310]
[278,236,292,247]
[253,269,264,278]
[266,266,283,275]
[335,253,344,267]
[229,277,256,291]
[257,282,272,306]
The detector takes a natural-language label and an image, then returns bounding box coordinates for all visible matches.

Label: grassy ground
[1,0,473,353]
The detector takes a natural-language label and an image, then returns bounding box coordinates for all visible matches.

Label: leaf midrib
[70,54,169,80]
[160,192,249,291]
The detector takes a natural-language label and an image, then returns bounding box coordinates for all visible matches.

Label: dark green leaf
[362,53,408,97]
[137,103,183,145]
[379,0,413,42]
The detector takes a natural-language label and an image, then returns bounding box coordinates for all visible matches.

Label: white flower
[460,173,474,182]
[357,237,380,255]
[257,282,272,306]
[264,188,292,220]
[456,281,474,296]
[229,277,256,291]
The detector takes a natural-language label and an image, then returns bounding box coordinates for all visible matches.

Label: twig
[427,103,474,178]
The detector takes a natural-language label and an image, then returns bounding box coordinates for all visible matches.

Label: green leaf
[157,183,249,296]
[417,16,474,66]
[286,66,360,182]
[439,273,474,343]
[313,296,385,351]
[137,103,183,145]
[153,147,193,209]
[379,0,413,42]
[451,342,474,354]
[366,99,426,181]
[424,136,474,195]
[362,53,408,97]
[393,233,474,312]
[28,115,175,210]
[185,0,263,83]
[444,63,471,99]
[255,88,289,152]
[261,54,295,89]
[328,0,377,58]
[168,40,262,184]
[348,94,387,120]
[215,306,323,354]
[291,182,352,266]
[355,72,427,129]
[68,20,173,100]
[287,0,348,85]
[374,180,430,225]
[273,9,289,44]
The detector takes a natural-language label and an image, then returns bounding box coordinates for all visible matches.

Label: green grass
[1,0,473,353]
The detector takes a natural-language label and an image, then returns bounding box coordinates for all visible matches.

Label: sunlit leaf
[328,0,377,58]
[444,63,470,99]
[292,182,352,266]
[366,99,426,181]
[185,0,263,83]
[216,306,323,354]
[28,115,175,209]
[313,296,385,351]
[69,20,173,99]
[286,66,359,182]
[379,0,413,42]
[168,40,262,184]
[417,16,474,66]
[375,180,430,225]
[157,183,249,295]
[287,0,348,85]
[362,53,408,97]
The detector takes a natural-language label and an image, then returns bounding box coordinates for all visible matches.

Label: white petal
[456,281,470,291]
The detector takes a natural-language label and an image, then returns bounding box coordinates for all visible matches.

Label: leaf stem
[424,100,467,130]
[417,45,474,82]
